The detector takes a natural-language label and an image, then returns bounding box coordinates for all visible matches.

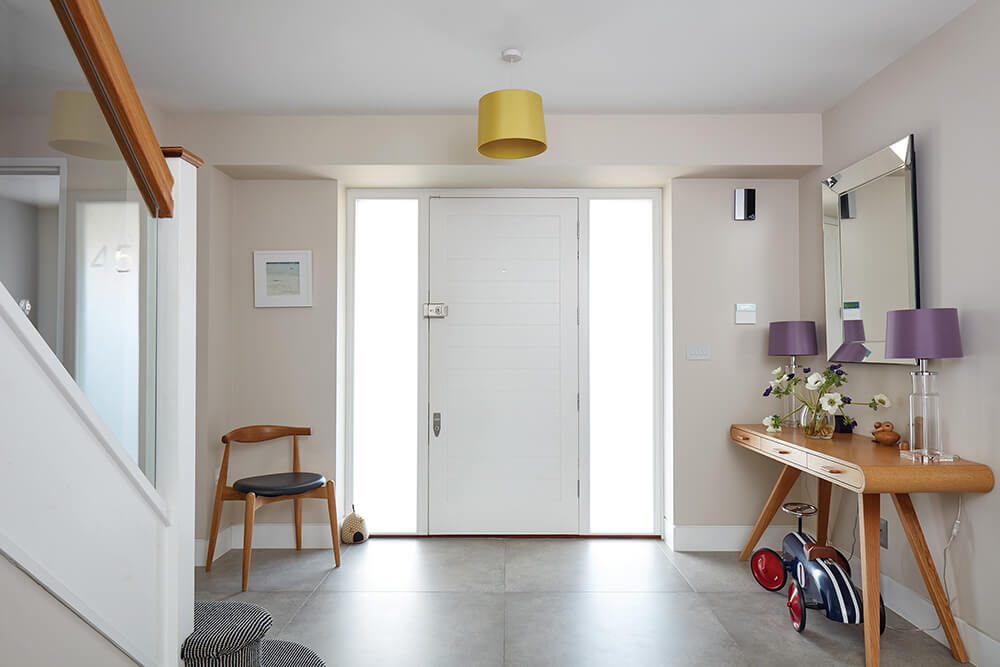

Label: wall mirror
[822,134,918,365]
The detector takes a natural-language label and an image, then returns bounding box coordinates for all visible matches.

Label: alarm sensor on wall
[735,188,756,221]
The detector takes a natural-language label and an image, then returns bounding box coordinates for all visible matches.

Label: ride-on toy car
[750,502,885,634]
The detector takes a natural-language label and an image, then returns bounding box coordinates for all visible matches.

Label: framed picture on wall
[253,250,313,307]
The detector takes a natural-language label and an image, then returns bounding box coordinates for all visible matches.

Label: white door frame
[0,158,68,362]
[345,188,664,536]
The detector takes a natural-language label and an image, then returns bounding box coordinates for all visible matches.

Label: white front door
[428,197,579,534]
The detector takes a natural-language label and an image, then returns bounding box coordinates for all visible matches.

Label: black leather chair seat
[233,472,326,497]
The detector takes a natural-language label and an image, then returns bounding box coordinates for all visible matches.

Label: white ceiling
[1,0,974,115]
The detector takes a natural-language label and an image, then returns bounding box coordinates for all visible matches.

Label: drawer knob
[821,466,844,474]
[775,449,791,455]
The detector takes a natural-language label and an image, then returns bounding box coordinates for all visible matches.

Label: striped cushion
[183,642,260,667]
[261,639,326,667]
[182,600,273,661]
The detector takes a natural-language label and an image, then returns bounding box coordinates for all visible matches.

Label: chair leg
[325,481,341,567]
[205,491,225,571]
[242,492,256,591]
[294,498,303,550]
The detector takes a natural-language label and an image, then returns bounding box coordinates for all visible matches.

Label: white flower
[771,367,784,376]
[805,372,824,390]
[762,415,782,433]
[873,394,891,408]
[820,392,843,414]
[769,377,783,388]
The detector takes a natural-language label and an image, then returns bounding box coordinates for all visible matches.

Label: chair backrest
[222,425,311,445]
[217,425,312,483]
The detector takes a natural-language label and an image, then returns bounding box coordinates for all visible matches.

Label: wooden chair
[205,425,341,590]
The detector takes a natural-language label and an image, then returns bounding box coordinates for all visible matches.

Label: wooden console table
[731,424,993,666]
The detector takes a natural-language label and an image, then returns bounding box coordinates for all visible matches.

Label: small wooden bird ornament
[871,421,902,446]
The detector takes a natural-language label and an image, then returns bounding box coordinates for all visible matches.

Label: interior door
[428,197,579,534]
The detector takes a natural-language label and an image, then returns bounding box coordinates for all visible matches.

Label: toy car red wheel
[750,548,786,592]
[787,580,807,632]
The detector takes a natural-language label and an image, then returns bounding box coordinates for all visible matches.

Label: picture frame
[253,250,313,307]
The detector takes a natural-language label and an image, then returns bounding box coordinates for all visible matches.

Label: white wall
[668,179,807,545]
[798,0,1000,654]
[0,195,39,318]
[36,205,60,350]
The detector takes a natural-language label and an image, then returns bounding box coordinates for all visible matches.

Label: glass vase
[800,406,834,439]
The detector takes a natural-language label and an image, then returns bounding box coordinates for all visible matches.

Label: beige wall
[210,180,339,534]
[798,0,1000,645]
[670,179,806,529]
[195,167,234,540]
[0,548,137,665]
[164,113,822,168]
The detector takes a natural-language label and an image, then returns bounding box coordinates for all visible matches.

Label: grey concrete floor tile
[320,537,506,592]
[505,539,692,592]
[505,591,749,667]
[658,548,766,594]
[703,591,957,667]
[195,548,340,593]
[277,591,505,667]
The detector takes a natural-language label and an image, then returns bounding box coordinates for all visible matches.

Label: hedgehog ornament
[340,506,370,544]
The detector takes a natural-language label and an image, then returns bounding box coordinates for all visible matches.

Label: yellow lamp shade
[477,89,547,159]
[47,90,121,161]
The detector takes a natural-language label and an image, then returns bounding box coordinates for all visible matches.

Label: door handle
[433,412,441,437]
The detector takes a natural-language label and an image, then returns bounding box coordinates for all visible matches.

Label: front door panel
[428,197,579,534]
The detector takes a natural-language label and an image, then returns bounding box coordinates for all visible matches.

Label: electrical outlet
[880,518,888,549]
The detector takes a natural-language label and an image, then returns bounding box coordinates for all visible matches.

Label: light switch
[735,303,757,325]
[686,344,712,361]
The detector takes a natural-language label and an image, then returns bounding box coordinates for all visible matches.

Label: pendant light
[477,48,547,159]
[47,90,120,160]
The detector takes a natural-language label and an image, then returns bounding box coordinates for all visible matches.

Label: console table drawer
[730,427,760,449]
[807,455,864,489]
[760,442,807,467]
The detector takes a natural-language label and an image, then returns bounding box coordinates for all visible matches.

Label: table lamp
[768,321,818,426]
[829,319,870,363]
[885,308,963,461]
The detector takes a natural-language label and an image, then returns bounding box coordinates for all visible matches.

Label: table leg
[739,465,800,561]
[816,479,832,546]
[859,493,881,667]
[892,493,969,663]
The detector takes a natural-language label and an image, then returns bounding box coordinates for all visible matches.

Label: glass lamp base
[900,449,959,463]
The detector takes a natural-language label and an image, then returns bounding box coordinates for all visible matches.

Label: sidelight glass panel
[352,198,419,533]
[589,199,655,534]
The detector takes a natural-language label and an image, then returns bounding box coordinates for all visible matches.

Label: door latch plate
[424,303,448,318]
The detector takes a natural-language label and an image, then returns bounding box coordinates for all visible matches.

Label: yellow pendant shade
[477,89,547,159]
[47,90,120,161]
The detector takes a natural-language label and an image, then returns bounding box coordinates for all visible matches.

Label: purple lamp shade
[885,308,963,359]
[829,318,869,363]
[830,342,869,363]
[768,321,818,356]
[843,319,866,343]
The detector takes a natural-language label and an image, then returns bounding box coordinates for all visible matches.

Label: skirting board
[663,519,794,552]
[195,523,338,565]
[846,556,1000,667]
